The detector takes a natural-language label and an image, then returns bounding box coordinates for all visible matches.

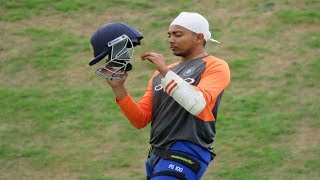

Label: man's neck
[180,50,208,63]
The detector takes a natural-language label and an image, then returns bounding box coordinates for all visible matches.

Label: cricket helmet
[89,22,143,80]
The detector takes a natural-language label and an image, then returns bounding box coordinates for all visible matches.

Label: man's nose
[169,36,174,43]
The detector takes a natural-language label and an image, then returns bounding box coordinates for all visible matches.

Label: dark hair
[203,40,206,47]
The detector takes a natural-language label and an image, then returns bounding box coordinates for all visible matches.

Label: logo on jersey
[154,78,195,91]
[183,67,195,77]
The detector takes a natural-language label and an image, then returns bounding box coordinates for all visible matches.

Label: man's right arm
[116,89,153,129]
[107,73,153,129]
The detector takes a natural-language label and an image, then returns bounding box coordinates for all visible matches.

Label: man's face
[168,25,197,57]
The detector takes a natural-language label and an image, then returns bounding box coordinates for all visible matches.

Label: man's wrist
[159,67,169,76]
[112,86,128,101]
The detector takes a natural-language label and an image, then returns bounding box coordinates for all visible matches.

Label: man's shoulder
[203,55,225,62]
[203,55,229,66]
[201,55,230,73]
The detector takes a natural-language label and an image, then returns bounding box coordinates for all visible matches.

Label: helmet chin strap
[95,35,134,80]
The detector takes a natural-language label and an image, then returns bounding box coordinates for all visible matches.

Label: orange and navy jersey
[117,55,230,152]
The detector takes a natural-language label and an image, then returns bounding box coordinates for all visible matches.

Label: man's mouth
[170,46,178,51]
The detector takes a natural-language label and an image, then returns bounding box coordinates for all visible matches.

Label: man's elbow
[188,95,206,115]
[130,119,148,129]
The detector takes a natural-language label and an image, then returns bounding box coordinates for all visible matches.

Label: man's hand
[140,52,169,76]
[106,72,128,88]
[106,71,128,101]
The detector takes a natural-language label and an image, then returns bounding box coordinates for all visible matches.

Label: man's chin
[172,51,183,57]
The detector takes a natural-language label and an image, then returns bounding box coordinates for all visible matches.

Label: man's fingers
[122,72,128,79]
[140,53,150,59]
[140,54,153,62]
[140,55,151,61]
[140,52,157,59]
[146,59,154,64]
[140,56,155,64]
[140,52,164,65]
[140,55,149,60]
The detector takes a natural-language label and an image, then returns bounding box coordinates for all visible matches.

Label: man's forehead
[168,25,192,33]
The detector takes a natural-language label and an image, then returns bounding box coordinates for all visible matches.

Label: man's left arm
[161,58,230,117]
[193,59,230,120]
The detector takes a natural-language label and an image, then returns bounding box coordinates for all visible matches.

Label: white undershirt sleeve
[161,70,206,115]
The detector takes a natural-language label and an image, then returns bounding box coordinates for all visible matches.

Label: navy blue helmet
[89,22,143,79]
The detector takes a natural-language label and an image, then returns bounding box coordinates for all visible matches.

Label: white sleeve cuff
[160,70,206,115]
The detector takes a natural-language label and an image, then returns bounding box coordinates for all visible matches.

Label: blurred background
[0,0,319,179]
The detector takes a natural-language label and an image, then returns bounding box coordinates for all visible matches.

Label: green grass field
[1,0,319,179]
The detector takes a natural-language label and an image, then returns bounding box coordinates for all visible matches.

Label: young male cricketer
[106,12,230,179]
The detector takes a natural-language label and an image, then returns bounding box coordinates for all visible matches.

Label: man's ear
[196,33,205,44]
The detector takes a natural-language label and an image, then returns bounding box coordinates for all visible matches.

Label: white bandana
[170,12,220,43]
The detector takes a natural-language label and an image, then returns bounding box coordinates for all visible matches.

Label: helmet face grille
[95,35,134,80]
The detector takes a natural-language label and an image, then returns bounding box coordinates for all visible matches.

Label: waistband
[150,141,213,164]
